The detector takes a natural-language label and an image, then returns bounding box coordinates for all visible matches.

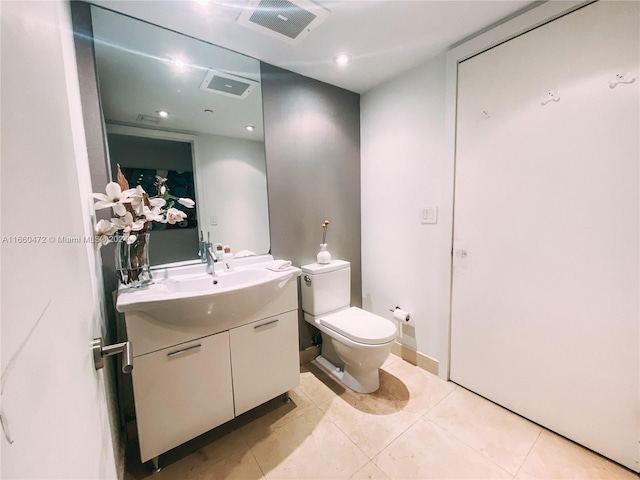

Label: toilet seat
[319,307,396,345]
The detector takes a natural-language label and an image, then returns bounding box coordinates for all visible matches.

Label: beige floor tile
[306,356,456,418]
[516,429,637,479]
[250,407,369,479]
[379,359,457,415]
[299,363,347,406]
[374,417,512,479]
[300,353,402,408]
[318,393,422,458]
[126,428,264,480]
[381,353,402,369]
[303,354,425,458]
[238,386,318,444]
[127,363,637,480]
[349,461,391,480]
[425,387,541,475]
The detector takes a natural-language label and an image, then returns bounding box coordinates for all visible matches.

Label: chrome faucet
[200,231,217,277]
[198,231,208,263]
[205,242,218,276]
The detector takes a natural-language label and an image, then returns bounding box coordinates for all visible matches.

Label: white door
[1,1,118,478]
[451,1,639,472]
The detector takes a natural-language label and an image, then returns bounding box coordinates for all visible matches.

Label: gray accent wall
[261,63,362,349]
[71,2,117,313]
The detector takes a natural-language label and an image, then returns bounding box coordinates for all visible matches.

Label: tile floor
[125,354,636,480]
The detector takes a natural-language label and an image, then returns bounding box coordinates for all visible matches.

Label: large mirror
[90,6,270,265]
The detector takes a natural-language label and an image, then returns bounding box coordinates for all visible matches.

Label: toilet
[301,260,397,393]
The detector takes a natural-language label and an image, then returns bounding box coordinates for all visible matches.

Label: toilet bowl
[305,307,396,393]
[301,261,397,393]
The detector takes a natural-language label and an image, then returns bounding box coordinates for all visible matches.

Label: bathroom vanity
[116,256,301,466]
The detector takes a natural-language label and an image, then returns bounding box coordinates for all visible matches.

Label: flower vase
[317,243,332,264]
[116,233,152,287]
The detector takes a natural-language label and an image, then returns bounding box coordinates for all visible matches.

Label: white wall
[1,0,118,477]
[361,53,452,377]
[360,1,592,381]
[196,133,270,255]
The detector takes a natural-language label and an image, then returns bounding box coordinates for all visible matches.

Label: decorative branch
[322,220,329,244]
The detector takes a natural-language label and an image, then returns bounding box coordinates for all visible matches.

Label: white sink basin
[162,268,271,293]
[116,255,301,327]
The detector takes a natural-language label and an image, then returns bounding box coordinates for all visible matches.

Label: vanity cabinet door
[132,332,234,463]
[230,310,299,416]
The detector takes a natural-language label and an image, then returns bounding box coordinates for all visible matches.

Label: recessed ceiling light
[167,55,190,73]
[245,125,255,132]
[334,53,351,67]
[157,110,169,118]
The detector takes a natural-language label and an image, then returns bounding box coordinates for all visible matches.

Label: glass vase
[116,233,152,287]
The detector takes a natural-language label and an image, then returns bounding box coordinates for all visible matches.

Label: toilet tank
[301,260,350,316]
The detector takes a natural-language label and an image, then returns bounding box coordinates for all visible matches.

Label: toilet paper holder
[390,307,412,340]
[389,306,411,322]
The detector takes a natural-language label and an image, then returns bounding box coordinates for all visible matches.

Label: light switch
[210,215,218,226]
[421,207,437,224]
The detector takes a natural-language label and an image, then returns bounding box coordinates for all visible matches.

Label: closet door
[451,1,639,471]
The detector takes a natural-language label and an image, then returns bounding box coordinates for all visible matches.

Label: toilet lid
[319,307,397,345]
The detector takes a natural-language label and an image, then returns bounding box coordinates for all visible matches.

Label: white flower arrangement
[92,164,194,247]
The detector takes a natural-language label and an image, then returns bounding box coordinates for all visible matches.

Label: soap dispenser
[222,245,234,272]
[214,243,224,261]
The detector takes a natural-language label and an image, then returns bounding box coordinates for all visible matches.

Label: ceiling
[91,0,540,95]
[92,6,266,139]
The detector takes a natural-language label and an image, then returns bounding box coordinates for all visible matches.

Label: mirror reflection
[90,6,270,265]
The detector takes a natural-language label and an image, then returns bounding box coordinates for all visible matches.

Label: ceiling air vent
[136,114,161,124]
[237,0,330,45]
[199,70,258,100]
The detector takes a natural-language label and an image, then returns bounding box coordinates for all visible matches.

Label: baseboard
[299,345,320,365]
[391,342,439,376]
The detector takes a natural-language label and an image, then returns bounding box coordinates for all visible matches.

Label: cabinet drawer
[132,332,234,462]
[230,310,299,415]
